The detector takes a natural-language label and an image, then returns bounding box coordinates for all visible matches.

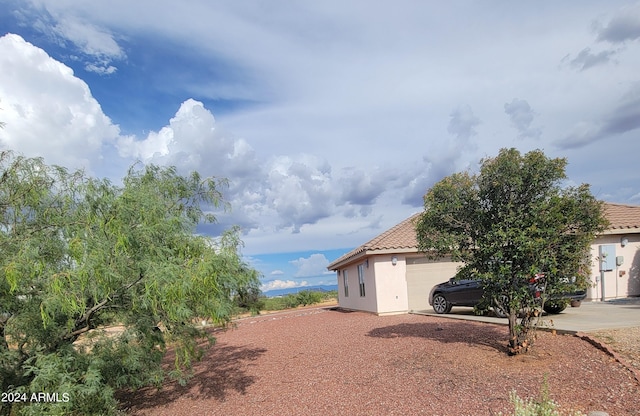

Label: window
[358,263,366,297]
[343,270,349,297]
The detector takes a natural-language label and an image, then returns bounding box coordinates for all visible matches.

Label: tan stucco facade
[334,236,640,315]
[588,233,640,301]
[335,252,464,315]
[336,254,409,315]
[371,254,410,315]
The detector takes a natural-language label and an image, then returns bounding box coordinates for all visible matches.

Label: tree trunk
[507,309,519,354]
[507,308,537,355]
[0,325,7,351]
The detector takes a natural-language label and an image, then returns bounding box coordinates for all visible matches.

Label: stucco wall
[335,254,408,314]
[372,254,409,315]
[336,259,378,313]
[334,231,640,314]
[588,234,640,300]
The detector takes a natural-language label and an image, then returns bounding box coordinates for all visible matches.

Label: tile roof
[603,203,640,232]
[327,213,421,269]
[328,202,640,270]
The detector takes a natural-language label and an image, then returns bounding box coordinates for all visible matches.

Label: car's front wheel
[432,293,452,314]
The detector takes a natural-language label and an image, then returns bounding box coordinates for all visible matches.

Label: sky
[1,1,640,293]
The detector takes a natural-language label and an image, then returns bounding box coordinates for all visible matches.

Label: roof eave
[327,247,420,270]
[599,227,640,236]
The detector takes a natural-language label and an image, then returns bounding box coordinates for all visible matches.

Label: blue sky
[1,1,640,292]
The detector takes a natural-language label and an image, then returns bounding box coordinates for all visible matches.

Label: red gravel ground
[119,307,640,416]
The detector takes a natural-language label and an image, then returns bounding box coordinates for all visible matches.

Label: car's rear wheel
[492,295,509,318]
[432,294,452,314]
[543,301,567,314]
[492,305,508,318]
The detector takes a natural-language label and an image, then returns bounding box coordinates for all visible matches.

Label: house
[590,203,640,302]
[327,203,640,315]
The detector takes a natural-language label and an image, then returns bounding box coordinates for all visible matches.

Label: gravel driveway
[121,307,640,416]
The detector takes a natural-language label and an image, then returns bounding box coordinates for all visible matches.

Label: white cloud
[117,127,172,160]
[504,99,542,140]
[595,3,640,43]
[53,16,125,60]
[567,47,618,71]
[338,167,386,208]
[0,34,120,173]
[556,83,640,149]
[270,270,284,276]
[118,99,343,234]
[290,253,332,277]
[264,155,334,233]
[4,2,640,259]
[261,279,309,292]
[117,98,260,177]
[448,105,480,142]
[19,2,126,75]
[84,62,118,75]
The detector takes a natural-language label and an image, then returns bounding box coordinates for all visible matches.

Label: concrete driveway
[414,298,640,333]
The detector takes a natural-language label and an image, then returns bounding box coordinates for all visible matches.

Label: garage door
[406,256,461,312]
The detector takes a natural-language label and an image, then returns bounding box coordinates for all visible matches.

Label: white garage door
[406,256,461,312]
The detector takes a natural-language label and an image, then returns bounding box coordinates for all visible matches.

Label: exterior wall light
[391,256,398,266]
[621,237,629,247]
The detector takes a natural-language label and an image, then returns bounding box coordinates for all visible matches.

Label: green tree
[0,151,259,415]
[233,272,264,315]
[416,148,607,355]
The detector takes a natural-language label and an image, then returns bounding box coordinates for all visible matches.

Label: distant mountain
[263,285,338,298]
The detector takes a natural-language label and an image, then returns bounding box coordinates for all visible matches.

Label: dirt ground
[588,326,640,377]
[119,305,640,416]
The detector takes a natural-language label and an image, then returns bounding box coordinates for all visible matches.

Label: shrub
[295,290,324,306]
[503,378,585,416]
[259,290,337,312]
[233,285,265,315]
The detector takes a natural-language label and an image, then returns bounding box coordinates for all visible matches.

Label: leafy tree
[233,274,264,315]
[416,148,607,355]
[0,151,259,415]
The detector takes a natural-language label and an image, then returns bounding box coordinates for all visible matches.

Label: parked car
[428,275,586,317]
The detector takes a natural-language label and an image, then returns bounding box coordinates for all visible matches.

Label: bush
[259,290,337,312]
[503,378,585,416]
[295,290,324,306]
[233,284,265,315]
[261,296,291,311]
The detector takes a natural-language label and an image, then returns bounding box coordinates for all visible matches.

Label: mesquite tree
[0,151,260,415]
[416,148,607,355]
